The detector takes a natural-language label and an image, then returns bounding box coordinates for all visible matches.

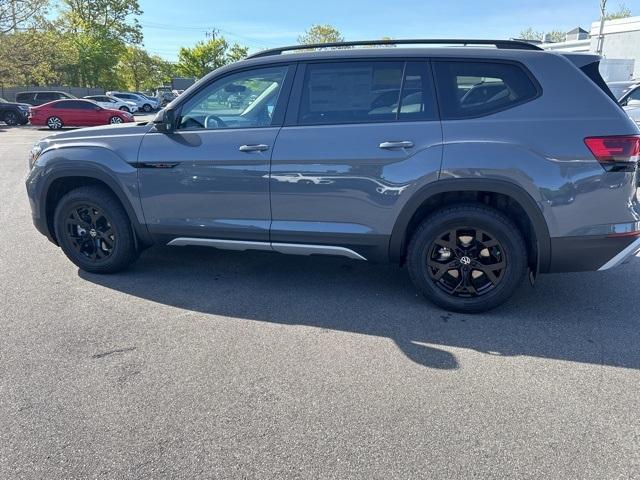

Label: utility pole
[596,0,607,55]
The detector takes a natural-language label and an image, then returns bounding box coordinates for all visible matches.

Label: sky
[137,0,640,61]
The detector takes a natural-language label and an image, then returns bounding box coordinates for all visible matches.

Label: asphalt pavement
[1,125,639,479]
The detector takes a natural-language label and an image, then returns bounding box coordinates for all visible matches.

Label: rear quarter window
[433,60,540,119]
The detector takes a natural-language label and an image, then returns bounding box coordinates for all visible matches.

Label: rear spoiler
[558,53,619,103]
[557,52,602,69]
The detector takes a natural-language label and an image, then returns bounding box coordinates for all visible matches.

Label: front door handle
[239,144,269,152]
[379,141,414,150]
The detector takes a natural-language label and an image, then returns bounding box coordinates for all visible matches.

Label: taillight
[584,135,640,165]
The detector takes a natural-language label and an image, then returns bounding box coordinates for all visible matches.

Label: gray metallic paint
[25,46,640,272]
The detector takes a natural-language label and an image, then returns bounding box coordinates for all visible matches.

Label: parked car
[618,83,640,124]
[0,97,30,125]
[106,91,159,112]
[84,95,139,113]
[25,39,640,313]
[607,80,638,100]
[15,90,75,106]
[30,99,133,129]
[157,91,177,106]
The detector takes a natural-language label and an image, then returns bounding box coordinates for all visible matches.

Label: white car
[106,91,159,113]
[84,95,138,113]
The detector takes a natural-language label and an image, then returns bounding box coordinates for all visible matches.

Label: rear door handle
[379,141,414,150]
[239,144,269,152]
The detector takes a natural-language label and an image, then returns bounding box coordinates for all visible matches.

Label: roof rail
[246,39,542,59]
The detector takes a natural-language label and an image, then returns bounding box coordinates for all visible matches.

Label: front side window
[177,66,288,130]
[433,61,539,119]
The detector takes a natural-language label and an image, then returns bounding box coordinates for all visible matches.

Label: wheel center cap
[460,256,472,265]
[89,228,97,238]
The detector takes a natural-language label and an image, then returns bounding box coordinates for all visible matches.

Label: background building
[535,16,640,81]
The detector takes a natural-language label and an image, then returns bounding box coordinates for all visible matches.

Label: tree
[604,2,632,20]
[117,46,175,90]
[0,0,47,33]
[518,27,543,41]
[297,24,344,45]
[176,31,247,79]
[58,0,143,88]
[545,30,566,42]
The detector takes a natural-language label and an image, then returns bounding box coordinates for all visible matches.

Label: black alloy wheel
[53,186,139,273]
[407,204,527,313]
[427,228,506,297]
[63,203,116,262]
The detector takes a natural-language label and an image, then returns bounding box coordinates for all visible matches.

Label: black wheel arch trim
[38,167,153,247]
[389,178,551,272]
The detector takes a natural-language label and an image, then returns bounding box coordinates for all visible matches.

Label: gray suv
[25,39,640,312]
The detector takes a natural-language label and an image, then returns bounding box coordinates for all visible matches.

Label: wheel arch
[41,169,152,247]
[389,179,551,273]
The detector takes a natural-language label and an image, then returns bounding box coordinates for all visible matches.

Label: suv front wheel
[407,204,527,313]
[53,186,139,273]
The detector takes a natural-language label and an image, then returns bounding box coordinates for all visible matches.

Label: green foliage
[545,30,566,43]
[518,27,544,41]
[176,31,247,79]
[0,1,245,88]
[0,0,48,33]
[59,0,143,88]
[297,24,344,45]
[604,2,632,20]
[117,46,176,91]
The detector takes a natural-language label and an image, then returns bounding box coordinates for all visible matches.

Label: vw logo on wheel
[460,256,472,265]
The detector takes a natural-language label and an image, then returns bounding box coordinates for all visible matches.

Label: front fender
[27,145,151,245]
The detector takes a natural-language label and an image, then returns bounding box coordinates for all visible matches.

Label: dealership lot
[2,127,640,478]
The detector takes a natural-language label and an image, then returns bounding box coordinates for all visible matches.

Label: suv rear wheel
[407,204,527,313]
[53,186,139,273]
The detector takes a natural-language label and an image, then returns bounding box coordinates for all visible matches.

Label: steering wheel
[204,115,228,129]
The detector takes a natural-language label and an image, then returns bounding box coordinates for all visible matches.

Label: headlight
[29,144,42,169]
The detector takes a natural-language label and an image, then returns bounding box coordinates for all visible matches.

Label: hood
[40,121,154,144]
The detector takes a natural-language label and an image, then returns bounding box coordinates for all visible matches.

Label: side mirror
[154,108,175,133]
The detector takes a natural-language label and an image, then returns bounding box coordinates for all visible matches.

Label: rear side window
[298,61,437,125]
[16,93,34,102]
[433,61,539,119]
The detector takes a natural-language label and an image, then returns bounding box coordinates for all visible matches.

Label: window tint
[398,62,437,121]
[16,93,34,102]
[299,61,404,125]
[54,100,96,109]
[627,87,640,102]
[178,66,288,130]
[433,61,539,119]
[38,92,58,101]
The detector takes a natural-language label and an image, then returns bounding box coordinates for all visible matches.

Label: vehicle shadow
[79,246,640,370]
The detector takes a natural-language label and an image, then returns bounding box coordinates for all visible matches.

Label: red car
[30,99,134,130]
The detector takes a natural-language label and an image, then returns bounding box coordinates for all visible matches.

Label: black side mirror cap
[153,108,175,133]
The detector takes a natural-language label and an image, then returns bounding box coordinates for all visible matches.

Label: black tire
[3,111,19,126]
[119,106,130,113]
[53,186,139,273]
[47,116,63,130]
[142,104,152,112]
[109,116,123,124]
[407,204,527,313]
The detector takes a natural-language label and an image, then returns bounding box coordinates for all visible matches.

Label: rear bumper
[549,235,640,272]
